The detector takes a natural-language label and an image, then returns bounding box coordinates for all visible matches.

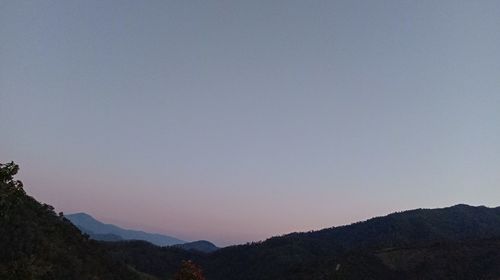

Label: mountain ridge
[0,162,149,279]
[104,204,500,279]
[175,240,219,253]
[4,161,500,279]
[66,212,220,252]
[66,212,185,246]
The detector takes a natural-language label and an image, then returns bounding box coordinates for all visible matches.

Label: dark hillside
[0,162,150,280]
[103,240,204,279]
[306,204,500,248]
[4,160,500,279]
[175,240,219,253]
[106,204,500,280]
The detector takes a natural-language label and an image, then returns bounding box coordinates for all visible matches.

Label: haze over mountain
[66,212,185,246]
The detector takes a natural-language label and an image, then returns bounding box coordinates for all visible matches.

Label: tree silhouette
[173,260,206,280]
[0,161,24,191]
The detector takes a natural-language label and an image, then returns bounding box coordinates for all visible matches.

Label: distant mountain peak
[174,240,219,253]
[451,203,474,208]
[67,212,96,221]
[65,212,186,246]
[70,212,93,217]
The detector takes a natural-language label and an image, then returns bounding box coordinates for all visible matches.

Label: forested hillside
[105,205,500,280]
[0,162,152,280]
[4,161,500,280]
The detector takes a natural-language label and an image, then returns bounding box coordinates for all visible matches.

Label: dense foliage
[4,161,500,279]
[106,204,500,280]
[174,260,206,280]
[0,162,149,280]
[174,241,219,253]
[103,240,202,279]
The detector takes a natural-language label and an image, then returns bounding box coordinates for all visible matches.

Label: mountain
[66,212,185,246]
[0,162,151,280]
[175,240,219,253]
[6,160,500,279]
[87,231,124,242]
[104,204,500,280]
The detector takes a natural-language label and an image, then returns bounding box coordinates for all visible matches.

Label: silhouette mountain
[85,230,124,242]
[0,162,149,279]
[66,212,185,246]
[175,240,219,253]
[104,204,500,279]
[5,161,500,279]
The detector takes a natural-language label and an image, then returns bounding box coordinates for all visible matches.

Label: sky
[1,0,499,246]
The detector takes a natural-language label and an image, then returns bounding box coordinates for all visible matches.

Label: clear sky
[1,0,499,246]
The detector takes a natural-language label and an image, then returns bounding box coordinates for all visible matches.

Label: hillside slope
[175,240,219,253]
[0,162,151,280]
[105,204,500,280]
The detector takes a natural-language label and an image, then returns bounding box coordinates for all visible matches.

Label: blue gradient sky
[1,0,499,246]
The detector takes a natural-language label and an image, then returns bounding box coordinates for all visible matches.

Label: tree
[0,161,24,191]
[0,161,143,280]
[173,260,205,280]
